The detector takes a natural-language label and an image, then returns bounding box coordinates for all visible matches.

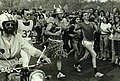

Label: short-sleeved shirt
[100,23,111,34]
[113,25,120,40]
[79,22,95,41]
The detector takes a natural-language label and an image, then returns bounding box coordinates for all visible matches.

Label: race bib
[22,30,32,38]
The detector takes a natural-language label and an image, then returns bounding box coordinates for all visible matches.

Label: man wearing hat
[45,6,68,78]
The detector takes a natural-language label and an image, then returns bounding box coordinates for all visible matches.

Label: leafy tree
[0,0,120,12]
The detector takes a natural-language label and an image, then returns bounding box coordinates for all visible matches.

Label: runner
[74,12,104,78]
[45,6,67,78]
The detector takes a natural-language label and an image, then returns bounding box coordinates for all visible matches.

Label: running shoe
[103,58,107,61]
[57,72,65,78]
[95,72,104,78]
[74,64,81,72]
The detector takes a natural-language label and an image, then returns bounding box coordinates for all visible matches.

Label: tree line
[0,0,120,12]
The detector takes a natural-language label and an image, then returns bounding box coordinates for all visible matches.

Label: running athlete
[74,12,104,78]
[17,9,34,44]
[45,6,67,78]
[17,9,34,65]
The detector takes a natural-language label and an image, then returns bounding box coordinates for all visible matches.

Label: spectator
[112,15,120,65]
[100,17,111,60]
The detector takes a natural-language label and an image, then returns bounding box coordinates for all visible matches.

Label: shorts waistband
[100,34,109,35]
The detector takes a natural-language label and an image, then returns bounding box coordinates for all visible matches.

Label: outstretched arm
[19,34,51,64]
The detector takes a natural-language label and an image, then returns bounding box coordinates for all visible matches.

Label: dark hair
[114,15,120,25]
[102,17,109,24]
[105,11,111,18]
[81,11,89,22]
[94,9,100,16]
[89,8,95,14]
[113,7,120,15]
[32,8,36,12]
[39,13,45,19]
[21,9,29,15]
[42,10,46,13]
[70,17,80,24]
[100,10,105,16]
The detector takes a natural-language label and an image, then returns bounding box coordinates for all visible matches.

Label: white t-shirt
[100,23,111,34]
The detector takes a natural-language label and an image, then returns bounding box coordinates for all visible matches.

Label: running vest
[81,22,95,41]
[17,20,33,40]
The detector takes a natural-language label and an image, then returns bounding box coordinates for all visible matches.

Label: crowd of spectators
[1,6,120,79]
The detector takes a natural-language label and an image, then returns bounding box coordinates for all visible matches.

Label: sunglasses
[26,13,30,16]
[5,22,15,27]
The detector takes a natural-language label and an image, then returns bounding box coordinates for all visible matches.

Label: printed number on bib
[22,30,32,38]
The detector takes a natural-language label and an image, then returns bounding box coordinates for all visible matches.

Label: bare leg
[57,59,62,71]
[56,57,65,78]
[84,45,97,68]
